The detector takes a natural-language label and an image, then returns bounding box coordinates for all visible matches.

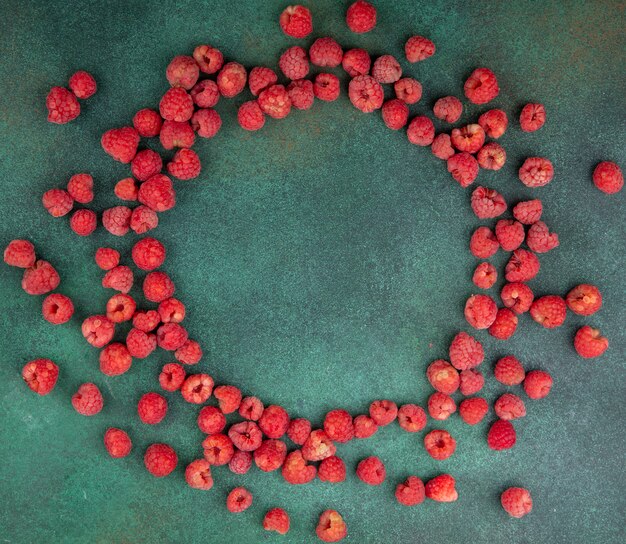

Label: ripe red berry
[197,405,226,434]
[356,456,386,485]
[258,405,290,439]
[228,421,263,451]
[144,443,177,477]
[513,199,543,224]
[133,108,162,137]
[263,508,290,534]
[279,5,313,39]
[239,396,264,421]
[501,487,533,518]
[425,474,458,502]
[464,67,499,104]
[138,392,167,424]
[185,459,213,490]
[477,142,507,170]
[501,282,534,314]
[488,308,518,340]
[287,79,315,110]
[279,46,309,80]
[431,133,455,160]
[426,360,460,394]
[459,397,488,425]
[159,87,194,122]
[22,358,59,395]
[405,36,435,62]
[99,342,132,376]
[519,103,546,132]
[424,429,456,460]
[229,450,253,475]
[165,55,199,90]
[143,271,175,303]
[526,221,559,253]
[592,161,623,194]
[316,510,347,543]
[301,429,336,461]
[494,355,525,386]
[131,149,163,181]
[369,399,398,426]
[346,1,376,33]
[448,152,479,187]
[42,293,74,324]
[449,331,484,370]
[342,48,371,77]
[494,393,526,421]
[407,116,435,147]
[313,73,340,101]
[382,99,409,130]
[217,62,247,98]
[181,373,214,404]
[191,80,220,108]
[323,409,354,443]
[519,157,554,187]
[238,101,265,131]
[487,419,516,450]
[372,55,402,83]
[464,294,498,329]
[478,108,508,138]
[81,315,115,348]
[160,120,195,149]
[433,96,462,123]
[102,265,133,293]
[428,392,456,420]
[394,77,422,104]
[523,370,553,400]
[287,417,311,444]
[104,428,132,458]
[202,434,234,466]
[505,249,540,283]
[459,369,484,396]
[72,382,103,416]
[193,44,224,75]
[248,66,278,96]
[566,284,602,316]
[67,173,94,204]
[160,363,186,392]
[43,188,73,217]
[258,84,292,118]
[472,262,498,289]
[353,414,378,438]
[46,86,80,124]
[574,326,609,358]
[282,449,316,484]
[309,37,343,68]
[395,476,425,506]
[349,75,384,113]
[214,385,242,414]
[102,206,132,236]
[191,109,221,139]
[126,328,156,358]
[106,293,136,323]
[254,439,287,472]
[4,239,36,268]
[69,71,97,99]
[175,339,202,365]
[101,126,139,163]
[318,455,346,483]
[529,295,567,328]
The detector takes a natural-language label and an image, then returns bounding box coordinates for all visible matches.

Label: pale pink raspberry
[102,206,132,236]
[217,62,247,98]
[165,55,199,90]
[348,75,384,113]
[449,332,484,370]
[451,124,485,154]
[471,186,507,218]
[313,73,340,101]
[191,108,222,139]
[431,134,455,160]
[405,36,435,62]
[472,262,497,289]
[309,37,343,67]
[130,206,158,235]
[371,55,402,83]
[477,142,506,170]
[464,67,499,104]
[519,157,554,187]
[248,66,278,96]
[448,153,479,187]
[470,226,499,258]
[501,282,534,314]
[519,103,546,132]
[193,44,224,75]
[394,78,422,105]
[190,80,220,108]
[513,199,543,224]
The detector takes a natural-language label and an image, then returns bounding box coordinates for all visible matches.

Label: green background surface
[0,0,624,542]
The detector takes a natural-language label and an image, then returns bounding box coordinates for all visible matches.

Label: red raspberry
[464,294,498,329]
[302,429,336,461]
[448,152,479,187]
[203,434,234,465]
[279,5,313,38]
[592,161,623,194]
[574,326,609,358]
[258,84,292,118]
[217,62,247,98]
[126,328,156,358]
[104,428,132,458]
[72,382,103,416]
[114,178,138,201]
[512,199,543,224]
[495,219,525,252]
[239,396,264,421]
[459,369,484,395]
[427,359,460,394]
[342,48,371,77]
[520,103,546,132]
[138,392,167,424]
[425,474,458,502]
[398,403,427,432]
[356,456,386,485]
[95,248,119,271]
[185,459,213,490]
[190,80,220,109]
[348,75,384,113]
[395,476,425,506]
[102,206,132,236]
[382,99,409,130]
[318,455,346,483]
[566,284,602,316]
[477,142,507,170]
[193,44,224,75]
[42,293,74,324]
[4,239,36,268]
[133,108,163,137]
[459,397,488,425]
[394,77,422,104]
[42,188,73,217]
[464,67,499,104]
[428,392,456,420]
[369,399,398,426]
[99,343,132,376]
[473,262,497,289]
[431,133,455,160]
[228,421,263,451]
[156,322,188,350]
[488,307,518,340]
[131,237,165,271]
[495,393,526,421]
[501,282,534,313]
[69,209,97,236]
[68,70,97,99]
[102,265,133,293]
[530,295,567,328]
[527,221,559,253]
[259,404,290,439]
[159,87,193,123]
[254,439,287,472]
[287,417,311,444]
[281,449,316,483]
[229,450,253,475]
[238,101,265,131]
[501,487,533,518]
[81,315,114,348]
[133,310,160,332]
[405,36,435,62]
[449,331,484,370]
[470,226,499,258]
[313,73,340,101]
[494,355,525,385]
[67,173,94,203]
[407,116,435,146]
[287,79,315,110]
[248,66,278,96]
[353,414,378,438]
[101,127,139,163]
[487,419,516,450]
[175,339,202,364]
[131,150,162,182]
[197,405,226,434]
[181,374,214,404]
[433,96,462,123]
[372,55,402,83]
[524,370,553,399]
[316,510,347,543]
[191,108,221,139]
[451,124,485,154]
[46,87,80,124]
[424,429,456,460]
[309,37,343,67]
[144,443,177,477]
[478,108,508,138]
[279,46,309,80]
[214,385,242,414]
[346,0,376,33]
[158,297,185,323]
[22,358,58,395]
[505,249,540,282]
[130,206,158,234]
[519,157,554,187]
[165,55,199,90]
[159,363,186,392]
[160,120,195,149]
[323,409,354,443]
[106,293,136,323]
[138,174,176,212]
[263,508,290,534]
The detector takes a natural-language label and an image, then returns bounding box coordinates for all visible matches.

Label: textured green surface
[0,0,625,542]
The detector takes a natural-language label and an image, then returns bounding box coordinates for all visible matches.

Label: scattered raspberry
[159,87,194,123]
[394,77,422,104]
[94,248,119,271]
[451,124,485,154]
[494,355,525,385]
[356,456,386,485]
[258,84,292,118]
[99,342,132,376]
[279,46,309,80]
[281,449,316,483]
[470,226,499,258]
[143,271,175,303]
[396,476,425,506]
[342,48,371,77]
[22,358,58,395]
[68,70,97,99]
[248,66,278,97]
[348,75,384,113]
[191,108,222,139]
[159,363,186,392]
[313,73,340,101]
[407,116,435,146]
[592,161,623,194]
[316,510,347,543]
[263,508,290,535]
[352,414,377,438]
[574,326,609,358]
[42,188,73,217]
[72,382,103,416]
[449,331,484,370]
[229,450,253,475]
[478,108,508,138]
[523,370,553,399]
[130,205,158,234]
[520,103,546,132]
[433,96,463,123]
[459,369,484,395]
[309,37,343,68]
[505,249,540,282]
[258,404,290,439]
[101,126,139,163]
[157,298,185,324]
[427,360,460,394]
[81,315,115,348]
[527,221,559,253]
[382,99,409,130]
[566,284,602,316]
[214,385,242,414]
[465,294,498,329]
[425,474,458,502]
[46,86,80,124]
[495,393,526,421]
[501,282,534,313]
[448,152,479,187]
[239,396,264,421]
[318,455,346,483]
[254,439,287,472]
[4,239,35,268]
[512,199,543,225]
[138,392,167,424]
[131,149,162,181]
[323,409,354,443]
[42,293,74,324]
[530,295,567,328]
[279,5,313,38]
[156,322,188,351]
[431,133,455,160]
[477,142,507,170]
[131,237,165,271]
[424,429,456,460]
[126,328,156,358]
[464,67,499,104]
[160,120,195,149]
[70,209,97,236]
[175,339,202,364]
[428,392,456,420]
[369,399,398,426]
[217,62,247,98]
[185,459,213,490]
[102,265,133,293]
[166,55,199,90]
[133,108,163,138]
[102,206,132,236]
[487,419,516,450]
[104,428,132,458]
[203,434,234,465]
[302,429,336,461]
[346,0,376,33]
[144,443,177,477]
[238,101,266,131]
[472,262,498,289]
[405,36,435,62]
[501,487,533,518]
[287,417,312,444]
[495,219,525,252]
[519,157,554,187]
[190,80,220,109]
[287,79,315,110]
[372,55,402,83]
[193,44,224,75]
[67,173,94,204]
[228,421,263,451]
[133,310,160,332]
[197,405,226,434]
[181,373,214,404]
[114,178,138,201]
[458,397,488,425]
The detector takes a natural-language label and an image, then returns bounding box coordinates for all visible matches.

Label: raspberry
[394,77,422,104]
[464,294,498,329]
[520,103,546,132]
[279,5,313,38]
[530,295,567,328]
[217,62,247,98]
[258,404,290,439]
[495,219,525,252]
[185,459,213,490]
[287,417,311,444]
[139,175,176,212]
[372,55,402,83]
[190,80,220,109]
[238,101,265,131]
[318,455,346,483]
[203,434,234,465]
[316,510,347,543]
[523,370,553,399]
[104,428,132,458]
[279,46,310,80]
[407,116,435,146]
[4,239,36,268]
[346,0,376,33]
[130,206,158,234]
[229,450,253,475]
[191,108,221,139]
[72,382,103,416]
[313,73,340,101]
[102,206,132,236]
[323,409,354,443]
[495,393,526,421]
[214,385,242,414]
[356,456,386,485]
[566,284,602,316]
[526,221,559,253]
[99,342,132,376]
[592,161,623,194]
[369,399,398,426]
[309,37,343,67]
[431,133,455,160]
[144,443,177,477]
[197,405,226,434]
[156,322,188,351]
[424,429,456,460]
[505,249,540,282]
[451,124,485,154]
[470,226,499,258]
[42,293,74,324]
[182,373,214,404]
[94,248,119,271]
[160,120,195,149]
[159,363,186,392]
[248,66,278,96]
[478,108,508,139]
[263,508,290,535]
[425,474,458,502]
[138,392,167,424]
[133,310,160,332]
[459,397,488,425]
[46,87,80,124]
[193,44,224,75]
[448,152,479,187]
[472,262,498,289]
[125,328,156,358]
[405,36,435,62]
[42,188,73,217]
[165,55,199,90]
[428,392,456,420]
[501,487,533,518]
[287,79,315,110]
[494,355,525,385]
[67,173,94,204]
[302,429,336,461]
[229,421,263,451]
[239,396,264,421]
[115,178,138,201]
[81,315,114,348]
[131,237,165,271]
[101,127,139,163]
[501,282,534,313]
[519,157,554,187]
[464,67,499,104]
[488,308,518,340]
[102,265,133,293]
[574,326,609,358]
[70,209,97,236]
[353,414,378,438]
[342,48,371,77]
[459,369,484,395]
[449,331,484,370]
[396,476,425,506]
[158,297,185,323]
[348,75,384,113]
[131,150,162,181]
[512,199,543,224]
[175,339,202,364]
[382,99,409,130]
[477,142,507,170]
[133,108,163,137]
[281,449,316,483]
[68,70,97,99]
[254,439,287,472]
[427,360,460,394]
[433,96,463,123]
[487,419,516,450]
[159,87,193,122]
[258,84,292,118]
[22,358,58,395]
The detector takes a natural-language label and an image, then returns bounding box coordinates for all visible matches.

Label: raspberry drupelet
[22,359,59,395]
[279,5,313,39]
[42,293,74,324]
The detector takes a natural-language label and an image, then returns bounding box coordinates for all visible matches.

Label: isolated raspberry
[464,67,499,104]
[258,405,290,439]
[101,127,139,163]
[72,382,103,416]
[144,443,177,477]
[67,173,94,204]
[214,385,242,414]
[428,392,456,420]
[424,430,456,460]
[175,339,202,364]
[126,328,156,358]
[287,418,312,444]
[495,393,526,421]
[464,294,498,329]
[203,434,234,465]
[396,476,425,506]
[133,108,162,138]
[459,369,484,395]
[407,116,435,146]
[449,331,484,370]
[217,62,247,98]
[519,157,554,187]
[238,101,265,131]
[501,282,534,313]
[505,249,540,282]
[348,75,384,112]
[592,161,623,194]
[451,124,485,153]
[130,206,158,234]
[520,103,546,132]
[131,150,162,182]
[501,487,533,518]
[427,359,460,394]
[42,188,73,217]
[159,363,186,392]
[341,48,371,77]
[574,326,609,358]
[254,439,287,472]
[104,428,132,458]
[165,55,199,90]
[106,293,135,323]
[4,240,35,268]
[185,459,213,490]
[191,108,221,139]
[448,153,479,187]
[346,0,376,33]
[190,80,220,109]
[239,396,264,421]
[156,322,188,350]
[279,5,313,38]
[470,226,499,258]
[247,66,277,96]
[396,404,426,432]
[281,449,316,483]
[356,456,386,485]
[102,265,133,293]
[228,421,263,451]
[527,221,559,253]
[197,405,226,434]
[431,133,455,160]
[434,96,463,123]
[229,450,253,475]
[472,262,497,289]
[513,199,543,224]
[46,87,80,124]
[566,284,602,315]
[369,399,398,425]
[114,178,138,201]
[279,46,309,80]
[459,397,488,425]
[42,293,74,324]
[425,474,458,502]
[69,209,97,236]
[159,87,193,122]
[495,219,525,252]
[523,370,553,399]
[160,120,195,149]
[68,70,97,99]
[181,373,214,404]
[193,44,224,74]
[372,55,402,83]
[382,99,409,130]
[22,358,59,395]
[310,37,343,67]
[138,174,176,212]
[477,142,507,170]
[353,414,378,438]
[287,79,315,110]
[302,429,336,461]
[323,409,354,443]
[81,315,115,348]
[138,392,167,424]
[313,73,340,101]
[478,108,508,138]
[263,508,290,534]
[318,455,346,483]
[487,419,516,450]
[258,84,292,118]
[394,77,422,104]
[530,295,567,328]
[316,510,347,543]
[102,206,132,236]
[405,36,435,62]
[494,355,525,385]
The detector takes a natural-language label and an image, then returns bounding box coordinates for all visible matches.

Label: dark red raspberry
[519,157,554,187]
[470,226,499,258]
[313,73,340,101]
[495,219,525,252]
[229,450,253,475]
[471,186,507,219]
[592,161,623,194]
[353,414,378,438]
[427,359,460,394]
[258,84,292,118]
[126,328,156,358]
[348,75,383,112]
[464,67,499,104]
[138,174,176,212]
[104,428,132,458]
[202,434,234,465]
[433,96,462,123]
[527,221,559,253]
[102,265,133,293]
[214,385,242,414]
[175,339,202,364]
[356,456,386,485]
[318,455,346,483]
[309,37,343,67]
[94,248,119,271]
[431,133,455,160]
[159,363,186,392]
[70,209,97,236]
[478,108,508,138]
[254,439,287,472]
[105,293,136,323]
[372,55,402,83]
[530,295,567,328]
[520,103,546,132]
[346,0,376,33]
[42,293,74,324]
[22,259,61,295]
[395,476,425,506]
[382,99,409,130]
[459,369,484,395]
[287,417,311,445]
[159,87,194,122]
[428,392,456,420]
[258,405,290,439]
[137,392,167,424]
[501,487,533,518]
[574,326,609,358]
[248,66,278,96]
[228,421,263,451]
[449,331,484,370]
[144,443,177,477]
[190,80,220,108]
[238,101,265,131]
[342,48,371,77]
[459,397,488,425]
[131,237,165,271]
[398,404,427,432]
[464,294,498,329]
[279,5,313,38]
[102,206,132,236]
[114,178,138,201]
[566,284,602,316]
[488,308,518,340]
[323,409,354,443]
[160,120,195,149]
[263,508,290,535]
[191,108,221,139]
[407,116,435,146]
[158,297,185,323]
[181,373,214,404]
[405,35,435,62]
[369,399,398,426]
[22,358,58,395]
[287,79,315,110]
[4,239,36,268]
[282,449,316,484]
[279,46,309,80]
[156,322,188,350]
[217,62,247,98]
[495,393,526,420]
[316,510,347,543]
[302,429,336,461]
[524,370,553,399]
[133,310,160,332]
[477,142,507,170]
[448,152,479,187]
[472,262,497,289]
[487,419,516,450]
[501,282,534,313]
[72,382,103,416]
[101,127,139,163]
[165,55,199,90]
[185,459,213,490]
[451,124,485,154]
[494,355,525,385]
[197,405,226,434]
[67,173,94,204]
[133,108,163,137]
[43,188,73,217]
[68,70,96,99]
[239,396,264,421]
[424,429,456,460]
[130,205,158,234]
[193,44,224,75]
[505,249,540,282]
[46,87,80,124]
